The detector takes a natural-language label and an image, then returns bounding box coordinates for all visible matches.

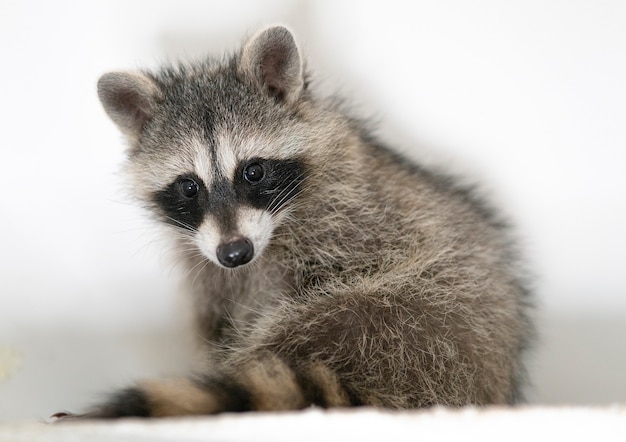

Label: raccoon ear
[240,26,304,103]
[97,71,162,139]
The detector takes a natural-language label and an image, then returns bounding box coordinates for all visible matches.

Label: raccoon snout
[216,238,254,268]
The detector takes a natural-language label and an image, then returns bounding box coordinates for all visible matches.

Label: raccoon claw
[50,411,79,422]
[51,412,69,419]
[51,411,104,422]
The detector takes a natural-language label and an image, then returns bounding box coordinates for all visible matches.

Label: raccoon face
[152,155,306,268]
[97,26,309,268]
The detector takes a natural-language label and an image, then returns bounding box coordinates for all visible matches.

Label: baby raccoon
[66,26,532,418]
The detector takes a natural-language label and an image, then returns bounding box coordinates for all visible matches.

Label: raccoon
[63,26,532,418]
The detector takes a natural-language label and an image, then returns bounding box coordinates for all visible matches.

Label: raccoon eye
[178,178,199,198]
[243,163,265,184]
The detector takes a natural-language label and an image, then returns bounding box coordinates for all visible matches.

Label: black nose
[216,238,254,268]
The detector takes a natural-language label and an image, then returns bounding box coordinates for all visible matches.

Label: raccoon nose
[216,238,254,268]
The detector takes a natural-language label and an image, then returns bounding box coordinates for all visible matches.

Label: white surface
[1,0,626,421]
[1,407,626,442]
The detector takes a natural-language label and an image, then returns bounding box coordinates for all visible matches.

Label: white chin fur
[195,208,275,268]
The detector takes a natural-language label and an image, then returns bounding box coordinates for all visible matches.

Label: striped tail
[59,353,359,418]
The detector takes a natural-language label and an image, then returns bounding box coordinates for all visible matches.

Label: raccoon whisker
[190,258,212,290]
[166,232,194,243]
[179,253,211,286]
[182,262,210,289]
[133,232,199,265]
[128,235,166,257]
[270,187,306,217]
[260,189,280,195]
[160,237,201,256]
[265,187,288,212]
[168,232,197,245]
[276,197,307,216]
[165,246,205,261]
[165,216,200,234]
[266,173,306,212]
[167,247,204,258]
[267,174,307,213]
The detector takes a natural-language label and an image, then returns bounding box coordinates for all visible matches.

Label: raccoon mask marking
[62,25,533,419]
[151,155,305,267]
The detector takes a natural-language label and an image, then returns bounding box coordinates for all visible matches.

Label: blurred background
[1,0,625,420]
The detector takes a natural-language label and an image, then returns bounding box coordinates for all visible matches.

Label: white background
[1,0,625,420]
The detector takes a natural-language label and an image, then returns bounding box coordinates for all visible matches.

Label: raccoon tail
[62,353,357,418]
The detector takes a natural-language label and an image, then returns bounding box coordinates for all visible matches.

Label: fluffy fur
[63,26,532,418]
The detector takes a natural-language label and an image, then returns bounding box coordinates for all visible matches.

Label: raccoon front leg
[63,354,353,418]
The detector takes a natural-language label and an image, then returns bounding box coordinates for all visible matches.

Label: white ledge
[1,406,625,442]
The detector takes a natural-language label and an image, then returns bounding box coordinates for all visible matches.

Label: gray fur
[75,25,533,417]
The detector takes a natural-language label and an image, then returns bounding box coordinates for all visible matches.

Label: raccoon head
[97,26,311,268]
